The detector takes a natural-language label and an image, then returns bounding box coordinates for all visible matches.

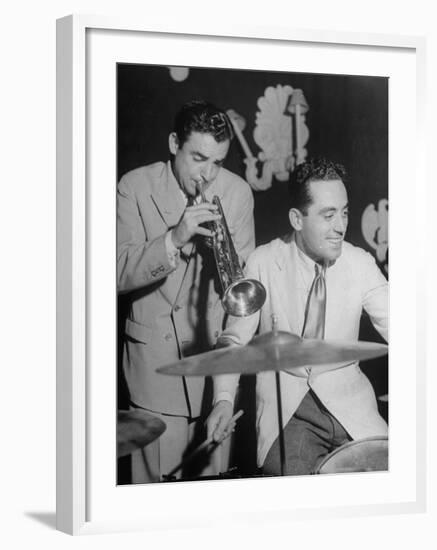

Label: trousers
[262,389,351,476]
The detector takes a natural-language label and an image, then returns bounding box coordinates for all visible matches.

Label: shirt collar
[292,232,330,276]
[167,161,189,203]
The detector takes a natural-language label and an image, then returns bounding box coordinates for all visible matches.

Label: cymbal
[117,410,166,458]
[157,330,388,377]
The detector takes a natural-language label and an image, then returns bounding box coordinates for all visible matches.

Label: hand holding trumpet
[171,201,222,249]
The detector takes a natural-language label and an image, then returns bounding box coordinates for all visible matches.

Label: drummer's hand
[206,401,233,443]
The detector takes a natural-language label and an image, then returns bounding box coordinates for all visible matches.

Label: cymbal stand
[272,315,287,476]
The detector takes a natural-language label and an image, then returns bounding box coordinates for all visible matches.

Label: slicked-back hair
[173,100,234,146]
[289,157,347,214]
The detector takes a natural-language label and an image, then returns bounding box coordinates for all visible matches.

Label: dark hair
[173,100,234,146]
[289,157,347,214]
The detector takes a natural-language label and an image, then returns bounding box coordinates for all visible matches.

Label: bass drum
[314,436,388,474]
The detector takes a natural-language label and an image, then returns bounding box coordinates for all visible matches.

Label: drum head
[315,436,388,474]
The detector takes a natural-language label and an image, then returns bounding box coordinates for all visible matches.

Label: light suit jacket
[214,235,388,466]
[117,161,255,417]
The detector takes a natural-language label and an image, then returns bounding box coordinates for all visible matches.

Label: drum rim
[314,435,388,473]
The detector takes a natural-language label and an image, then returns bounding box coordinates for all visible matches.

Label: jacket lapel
[150,163,196,306]
[273,236,308,335]
[174,177,223,300]
[150,161,186,229]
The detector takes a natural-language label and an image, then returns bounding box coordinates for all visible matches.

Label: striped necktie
[301,263,327,339]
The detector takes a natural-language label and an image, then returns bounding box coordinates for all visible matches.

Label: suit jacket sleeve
[360,250,389,342]
[226,181,255,265]
[213,249,262,401]
[117,174,177,293]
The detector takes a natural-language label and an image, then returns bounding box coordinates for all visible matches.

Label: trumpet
[197,185,266,317]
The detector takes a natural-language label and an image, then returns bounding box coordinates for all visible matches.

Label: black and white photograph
[116,63,389,485]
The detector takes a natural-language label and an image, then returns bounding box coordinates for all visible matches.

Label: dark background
[117,63,388,481]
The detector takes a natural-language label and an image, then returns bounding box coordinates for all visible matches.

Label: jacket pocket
[125,318,155,344]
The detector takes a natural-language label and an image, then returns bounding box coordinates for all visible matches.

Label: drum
[314,436,388,474]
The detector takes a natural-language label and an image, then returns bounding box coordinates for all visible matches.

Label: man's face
[291,179,349,263]
[169,131,230,197]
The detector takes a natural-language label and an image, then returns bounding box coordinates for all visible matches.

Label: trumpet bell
[223,278,267,317]
[196,189,267,318]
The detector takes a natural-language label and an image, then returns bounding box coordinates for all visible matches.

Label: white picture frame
[56,14,426,535]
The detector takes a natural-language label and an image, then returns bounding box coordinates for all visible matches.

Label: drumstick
[165,410,244,479]
[222,409,244,436]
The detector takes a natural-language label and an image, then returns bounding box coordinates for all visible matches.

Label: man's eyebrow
[192,150,208,160]
[192,150,226,164]
[319,203,349,214]
[319,206,336,214]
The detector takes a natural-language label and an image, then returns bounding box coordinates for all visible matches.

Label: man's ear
[169,132,179,155]
[289,208,303,231]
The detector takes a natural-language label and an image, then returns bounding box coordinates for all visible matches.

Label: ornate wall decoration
[361,199,389,273]
[286,89,310,166]
[227,85,309,191]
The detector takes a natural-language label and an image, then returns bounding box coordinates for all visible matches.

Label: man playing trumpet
[117,100,255,483]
